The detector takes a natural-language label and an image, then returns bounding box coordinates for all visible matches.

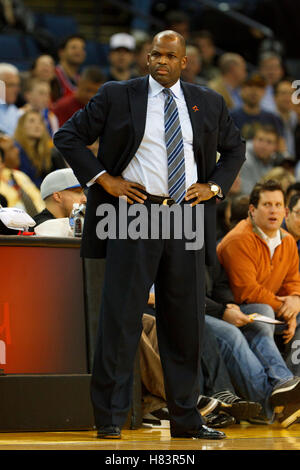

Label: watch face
[210,184,218,193]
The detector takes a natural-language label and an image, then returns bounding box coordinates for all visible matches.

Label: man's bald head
[152,30,186,55]
[148,30,187,88]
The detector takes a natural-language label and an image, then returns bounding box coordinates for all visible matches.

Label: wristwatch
[208,182,219,196]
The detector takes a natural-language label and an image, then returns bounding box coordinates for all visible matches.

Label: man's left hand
[185,183,217,207]
[276,295,300,320]
[282,316,297,344]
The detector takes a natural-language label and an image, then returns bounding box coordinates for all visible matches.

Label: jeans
[205,303,294,418]
[239,304,294,385]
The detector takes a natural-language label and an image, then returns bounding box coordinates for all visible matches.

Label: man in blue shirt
[0,63,20,136]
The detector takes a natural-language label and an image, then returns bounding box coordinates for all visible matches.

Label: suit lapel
[180,81,204,152]
[181,81,206,182]
[127,75,149,156]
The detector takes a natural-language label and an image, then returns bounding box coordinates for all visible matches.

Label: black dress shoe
[97,425,121,439]
[171,424,226,439]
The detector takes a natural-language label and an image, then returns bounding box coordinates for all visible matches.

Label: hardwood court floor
[0,421,300,451]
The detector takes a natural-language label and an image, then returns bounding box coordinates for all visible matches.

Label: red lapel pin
[192,105,199,112]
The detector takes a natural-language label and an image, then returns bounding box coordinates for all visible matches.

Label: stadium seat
[35,13,79,40]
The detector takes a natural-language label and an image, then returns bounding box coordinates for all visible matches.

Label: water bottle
[69,203,85,237]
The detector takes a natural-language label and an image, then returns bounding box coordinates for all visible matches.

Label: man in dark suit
[54,30,245,440]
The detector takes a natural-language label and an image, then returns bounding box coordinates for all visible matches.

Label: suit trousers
[90,198,206,432]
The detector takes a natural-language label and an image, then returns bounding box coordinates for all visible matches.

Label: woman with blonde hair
[14,110,65,187]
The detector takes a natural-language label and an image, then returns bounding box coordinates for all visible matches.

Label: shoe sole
[270,380,300,407]
[220,401,262,420]
[198,398,221,417]
[278,407,300,428]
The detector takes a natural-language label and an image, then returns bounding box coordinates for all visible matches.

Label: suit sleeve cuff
[86,170,107,187]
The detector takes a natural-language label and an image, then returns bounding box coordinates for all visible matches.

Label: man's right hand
[96,173,147,204]
[222,304,253,327]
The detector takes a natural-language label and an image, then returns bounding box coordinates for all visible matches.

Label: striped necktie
[163,88,186,203]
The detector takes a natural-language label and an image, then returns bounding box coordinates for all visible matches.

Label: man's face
[1,72,20,104]
[33,55,56,81]
[195,37,215,62]
[25,82,51,111]
[241,85,265,108]
[286,199,300,240]
[77,80,102,105]
[231,60,247,85]
[253,130,278,160]
[61,38,86,66]
[260,58,283,85]
[249,190,285,237]
[147,34,187,88]
[275,81,293,113]
[109,48,134,71]
[59,187,87,217]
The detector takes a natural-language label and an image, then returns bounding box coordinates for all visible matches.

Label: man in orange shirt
[216,179,300,426]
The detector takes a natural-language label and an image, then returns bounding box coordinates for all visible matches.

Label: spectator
[192,30,220,81]
[33,168,86,227]
[286,182,300,206]
[141,296,262,427]
[30,54,61,103]
[293,100,300,162]
[274,80,298,159]
[229,194,249,229]
[283,192,300,254]
[259,52,285,114]
[205,253,300,427]
[165,10,190,41]
[55,34,86,100]
[260,166,295,193]
[181,45,206,85]
[52,66,105,127]
[0,134,44,215]
[0,0,55,55]
[230,74,284,143]
[0,63,20,135]
[240,125,281,194]
[0,131,19,168]
[208,53,247,110]
[106,33,136,82]
[217,180,300,381]
[0,0,34,33]
[132,38,152,77]
[14,110,65,187]
[21,77,59,137]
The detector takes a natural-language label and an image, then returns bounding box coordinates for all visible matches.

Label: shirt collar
[256,226,281,244]
[148,75,181,99]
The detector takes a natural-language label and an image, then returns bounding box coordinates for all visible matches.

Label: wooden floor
[1,421,300,451]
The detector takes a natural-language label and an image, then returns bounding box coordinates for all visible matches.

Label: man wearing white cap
[33,168,86,226]
[106,32,136,82]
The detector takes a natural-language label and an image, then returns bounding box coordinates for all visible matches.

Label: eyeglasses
[291,210,300,218]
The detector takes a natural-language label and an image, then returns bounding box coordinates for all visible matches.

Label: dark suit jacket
[53,75,246,264]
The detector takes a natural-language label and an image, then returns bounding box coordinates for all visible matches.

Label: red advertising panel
[0,245,88,374]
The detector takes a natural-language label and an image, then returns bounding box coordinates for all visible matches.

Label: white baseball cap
[40,168,81,200]
[109,33,136,51]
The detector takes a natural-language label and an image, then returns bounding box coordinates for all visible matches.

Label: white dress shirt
[87,75,198,195]
[257,226,282,259]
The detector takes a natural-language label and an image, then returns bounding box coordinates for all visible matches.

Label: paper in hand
[248,313,285,325]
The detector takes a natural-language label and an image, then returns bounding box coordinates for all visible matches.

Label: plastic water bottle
[69,203,85,237]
